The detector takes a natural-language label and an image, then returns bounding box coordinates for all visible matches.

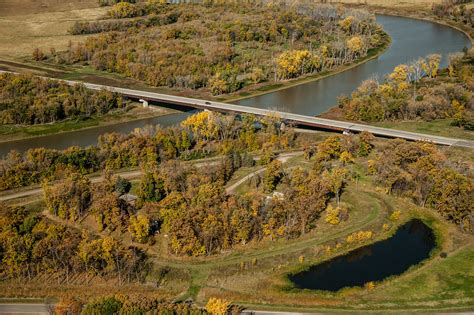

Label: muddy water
[0,15,470,156]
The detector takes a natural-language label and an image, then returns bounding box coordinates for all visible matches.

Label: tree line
[371,139,473,230]
[338,51,473,129]
[0,73,124,125]
[45,1,385,95]
[0,111,295,191]
[39,132,377,257]
[0,205,147,283]
[432,0,474,28]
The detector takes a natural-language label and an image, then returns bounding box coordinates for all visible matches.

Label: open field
[0,0,105,60]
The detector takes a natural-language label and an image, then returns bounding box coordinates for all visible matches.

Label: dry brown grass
[0,0,106,60]
[326,0,443,7]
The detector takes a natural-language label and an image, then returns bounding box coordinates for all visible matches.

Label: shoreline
[225,33,391,103]
[0,107,179,145]
[0,33,390,144]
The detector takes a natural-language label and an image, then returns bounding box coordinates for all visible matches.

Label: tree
[339,151,354,165]
[424,54,441,78]
[137,171,166,205]
[205,298,231,315]
[347,36,364,57]
[263,160,283,192]
[128,215,150,243]
[325,167,348,205]
[114,176,131,195]
[181,111,219,142]
[43,173,92,221]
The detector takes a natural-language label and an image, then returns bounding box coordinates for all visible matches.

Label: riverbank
[318,5,474,143]
[0,105,178,144]
[0,30,391,105]
[225,32,391,103]
[0,30,390,144]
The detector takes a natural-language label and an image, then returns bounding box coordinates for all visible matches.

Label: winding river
[0,15,470,156]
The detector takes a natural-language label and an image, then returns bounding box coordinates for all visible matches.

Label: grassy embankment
[0,106,178,143]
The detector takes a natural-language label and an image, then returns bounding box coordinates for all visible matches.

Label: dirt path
[225,151,303,194]
[0,169,142,202]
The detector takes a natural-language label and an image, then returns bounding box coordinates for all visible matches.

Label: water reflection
[288,219,435,292]
[0,15,470,156]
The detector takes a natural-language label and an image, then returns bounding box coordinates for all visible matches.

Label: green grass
[374,119,474,141]
[362,244,474,310]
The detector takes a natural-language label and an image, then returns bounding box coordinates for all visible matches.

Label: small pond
[288,219,436,292]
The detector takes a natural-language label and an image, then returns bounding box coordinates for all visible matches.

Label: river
[0,15,470,156]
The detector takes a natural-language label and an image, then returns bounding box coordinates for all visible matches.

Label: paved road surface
[64,79,474,149]
[0,303,49,314]
[0,70,472,148]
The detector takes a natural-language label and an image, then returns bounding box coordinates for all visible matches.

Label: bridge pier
[139,99,149,108]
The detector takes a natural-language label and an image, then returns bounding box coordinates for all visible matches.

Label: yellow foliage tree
[205,298,231,315]
[128,214,150,243]
[339,16,354,33]
[325,205,340,225]
[276,50,319,79]
[347,36,364,55]
[389,64,409,82]
[181,111,219,142]
[339,151,354,165]
[389,210,401,221]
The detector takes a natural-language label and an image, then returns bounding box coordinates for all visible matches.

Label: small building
[119,193,138,206]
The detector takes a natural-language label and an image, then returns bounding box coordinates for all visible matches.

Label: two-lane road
[0,69,472,148]
[67,79,474,149]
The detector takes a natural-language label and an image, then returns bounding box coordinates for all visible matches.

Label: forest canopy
[0,73,124,125]
[55,1,385,95]
[338,51,474,129]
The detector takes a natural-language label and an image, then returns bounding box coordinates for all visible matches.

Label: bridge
[73,81,474,149]
[0,70,472,148]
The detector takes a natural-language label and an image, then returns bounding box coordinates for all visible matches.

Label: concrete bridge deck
[0,70,472,148]
[76,81,474,149]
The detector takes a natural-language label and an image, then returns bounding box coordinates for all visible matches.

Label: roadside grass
[373,119,474,141]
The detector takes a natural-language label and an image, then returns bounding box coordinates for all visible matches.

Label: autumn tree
[128,214,151,243]
[137,171,166,206]
[43,173,92,221]
[263,159,283,192]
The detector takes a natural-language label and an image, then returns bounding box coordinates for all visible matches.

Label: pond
[288,219,436,292]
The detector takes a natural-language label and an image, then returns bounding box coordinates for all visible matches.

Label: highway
[0,70,472,148]
[66,80,474,149]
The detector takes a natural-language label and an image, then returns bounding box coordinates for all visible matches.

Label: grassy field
[373,119,474,141]
[0,0,105,60]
